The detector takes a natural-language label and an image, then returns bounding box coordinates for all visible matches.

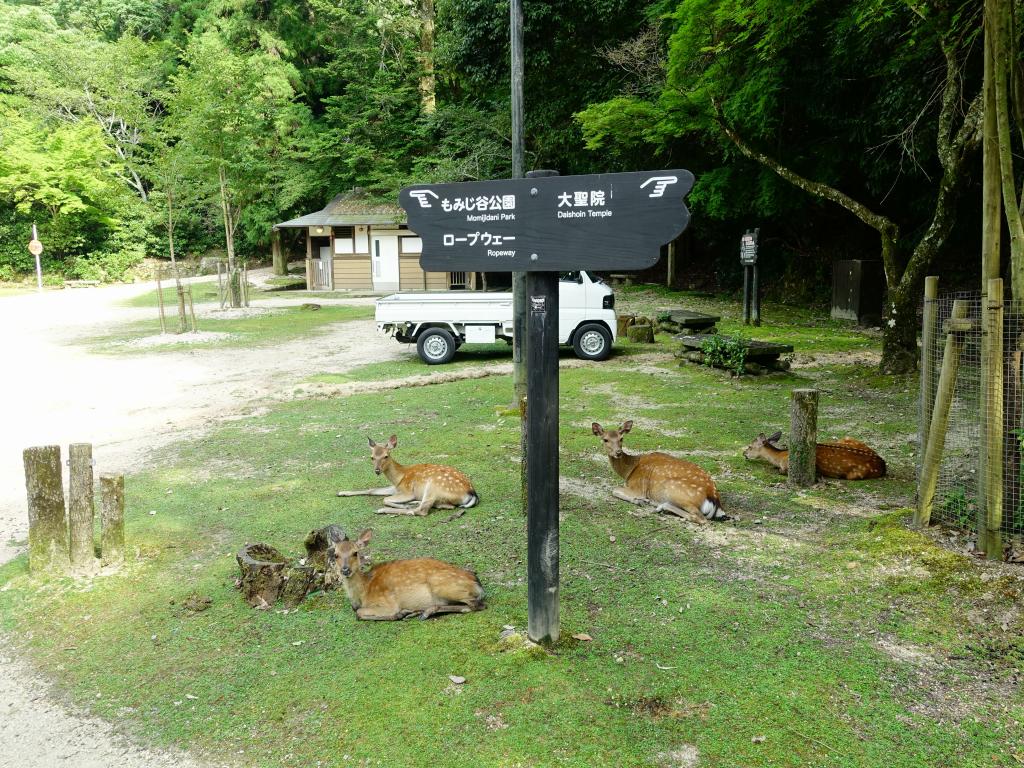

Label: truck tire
[572,323,612,361]
[417,328,457,364]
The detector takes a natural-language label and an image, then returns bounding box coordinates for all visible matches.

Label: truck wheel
[417,328,457,364]
[572,323,612,361]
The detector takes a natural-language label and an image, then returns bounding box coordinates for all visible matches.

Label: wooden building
[273,189,476,292]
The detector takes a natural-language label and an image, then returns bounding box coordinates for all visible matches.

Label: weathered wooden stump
[616,314,636,337]
[236,543,290,608]
[627,324,655,343]
[789,389,819,487]
[303,524,345,571]
[24,445,69,573]
[100,473,125,566]
[68,443,98,574]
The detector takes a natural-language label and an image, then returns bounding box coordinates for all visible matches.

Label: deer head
[592,420,633,458]
[367,435,398,475]
[743,431,783,460]
[325,527,372,581]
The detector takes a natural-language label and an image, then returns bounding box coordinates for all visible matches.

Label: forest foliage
[0,0,992,317]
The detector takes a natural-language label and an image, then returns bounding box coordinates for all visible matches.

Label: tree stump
[627,324,655,343]
[616,314,636,337]
[24,445,69,573]
[68,443,98,574]
[789,389,819,487]
[303,524,345,571]
[100,473,125,566]
[281,565,322,608]
[236,543,290,608]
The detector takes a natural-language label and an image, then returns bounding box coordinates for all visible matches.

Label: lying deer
[326,528,485,621]
[592,420,726,525]
[743,431,886,480]
[337,435,479,520]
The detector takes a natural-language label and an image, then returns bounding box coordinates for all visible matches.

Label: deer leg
[419,604,474,619]
[612,487,650,506]
[337,486,397,498]
[355,607,414,621]
[654,501,708,526]
[374,492,421,514]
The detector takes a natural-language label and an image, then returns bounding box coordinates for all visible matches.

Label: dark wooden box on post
[831,260,884,326]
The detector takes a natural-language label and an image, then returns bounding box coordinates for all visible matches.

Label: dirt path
[0,271,401,767]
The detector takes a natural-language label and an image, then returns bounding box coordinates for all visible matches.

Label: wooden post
[68,443,97,574]
[186,284,198,332]
[666,239,677,288]
[915,299,969,527]
[156,267,167,334]
[919,277,940,467]
[788,389,819,487]
[526,270,559,644]
[100,473,125,566]
[176,284,188,334]
[24,446,69,573]
[983,278,1004,558]
[217,262,226,309]
[272,229,286,276]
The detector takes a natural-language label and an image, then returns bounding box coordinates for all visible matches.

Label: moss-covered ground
[1,286,1021,767]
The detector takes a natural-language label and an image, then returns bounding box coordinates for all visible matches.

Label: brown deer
[743,431,886,480]
[325,528,485,620]
[337,435,479,520]
[591,420,726,525]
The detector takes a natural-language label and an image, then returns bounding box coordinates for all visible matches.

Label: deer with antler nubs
[325,528,485,621]
[743,431,886,480]
[592,420,727,525]
[337,435,479,519]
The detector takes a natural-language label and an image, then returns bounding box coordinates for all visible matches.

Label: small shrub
[701,334,748,375]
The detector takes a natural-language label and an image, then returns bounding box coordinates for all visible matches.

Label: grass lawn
[1,286,1021,767]
[85,304,374,353]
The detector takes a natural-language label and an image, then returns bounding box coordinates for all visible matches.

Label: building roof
[274,188,406,229]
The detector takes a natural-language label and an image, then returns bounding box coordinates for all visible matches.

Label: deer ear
[768,431,783,443]
[621,420,633,433]
[367,437,376,447]
[387,435,398,449]
[356,528,373,547]
[591,422,603,435]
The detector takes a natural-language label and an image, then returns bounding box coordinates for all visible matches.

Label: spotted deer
[591,421,726,525]
[337,435,479,520]
[325,528,485,620]
[743,431,887,480]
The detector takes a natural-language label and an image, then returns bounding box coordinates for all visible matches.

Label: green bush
[701,334,748,376]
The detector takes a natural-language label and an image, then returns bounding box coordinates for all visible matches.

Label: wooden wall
[333,254,372,290]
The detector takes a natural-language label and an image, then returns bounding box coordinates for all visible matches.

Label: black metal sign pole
[742,265,751,325]
[525,270,559,642]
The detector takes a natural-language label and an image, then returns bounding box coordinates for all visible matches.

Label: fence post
[68,443,98,574]
[919,277,939,476]
[789,389,819,487]
[916,299,970,527]
[23,445,69,573]
[100,473,125,567]
[156,266,167,334]
[983,278,1004,559]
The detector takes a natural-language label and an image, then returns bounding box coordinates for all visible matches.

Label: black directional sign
[399,169,695,272]
[740,228,759,265]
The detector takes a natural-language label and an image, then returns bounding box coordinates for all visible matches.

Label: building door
[371,235,400,292]
[311,240,332,289]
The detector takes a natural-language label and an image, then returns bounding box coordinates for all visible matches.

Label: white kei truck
[375,270,618,364]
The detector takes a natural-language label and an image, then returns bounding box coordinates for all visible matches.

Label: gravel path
[0,271,401,766]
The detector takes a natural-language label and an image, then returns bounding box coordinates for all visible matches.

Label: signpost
[740,228,760,326]
[400,169,695,643]
[28,223,43,292]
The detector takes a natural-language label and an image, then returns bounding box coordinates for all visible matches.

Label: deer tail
[701,494,728,521]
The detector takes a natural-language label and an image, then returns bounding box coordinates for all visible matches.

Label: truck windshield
[559,272,583,283]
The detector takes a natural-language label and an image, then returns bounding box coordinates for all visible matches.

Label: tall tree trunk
[419,0,436,114]
[992,0,1024,297]
[219,165,242,308]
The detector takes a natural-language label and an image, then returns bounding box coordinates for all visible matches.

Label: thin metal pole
[752,264,761,327]
[32,223,42,292]
[742,265,751,325]
[526,270,559,644]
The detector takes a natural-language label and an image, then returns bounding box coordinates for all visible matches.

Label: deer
[591,420,726,525]
[336,435,479,520]
[325,528,485,621]
[742,431,887,480]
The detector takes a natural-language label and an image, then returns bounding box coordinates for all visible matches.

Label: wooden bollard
[24,445,69,573]
[982,278,1004,559]
[68,443,98,574]
[788,389,819,487]
[100,473,125,566]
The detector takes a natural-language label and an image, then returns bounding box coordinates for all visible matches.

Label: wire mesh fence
[920,289,1024,553]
